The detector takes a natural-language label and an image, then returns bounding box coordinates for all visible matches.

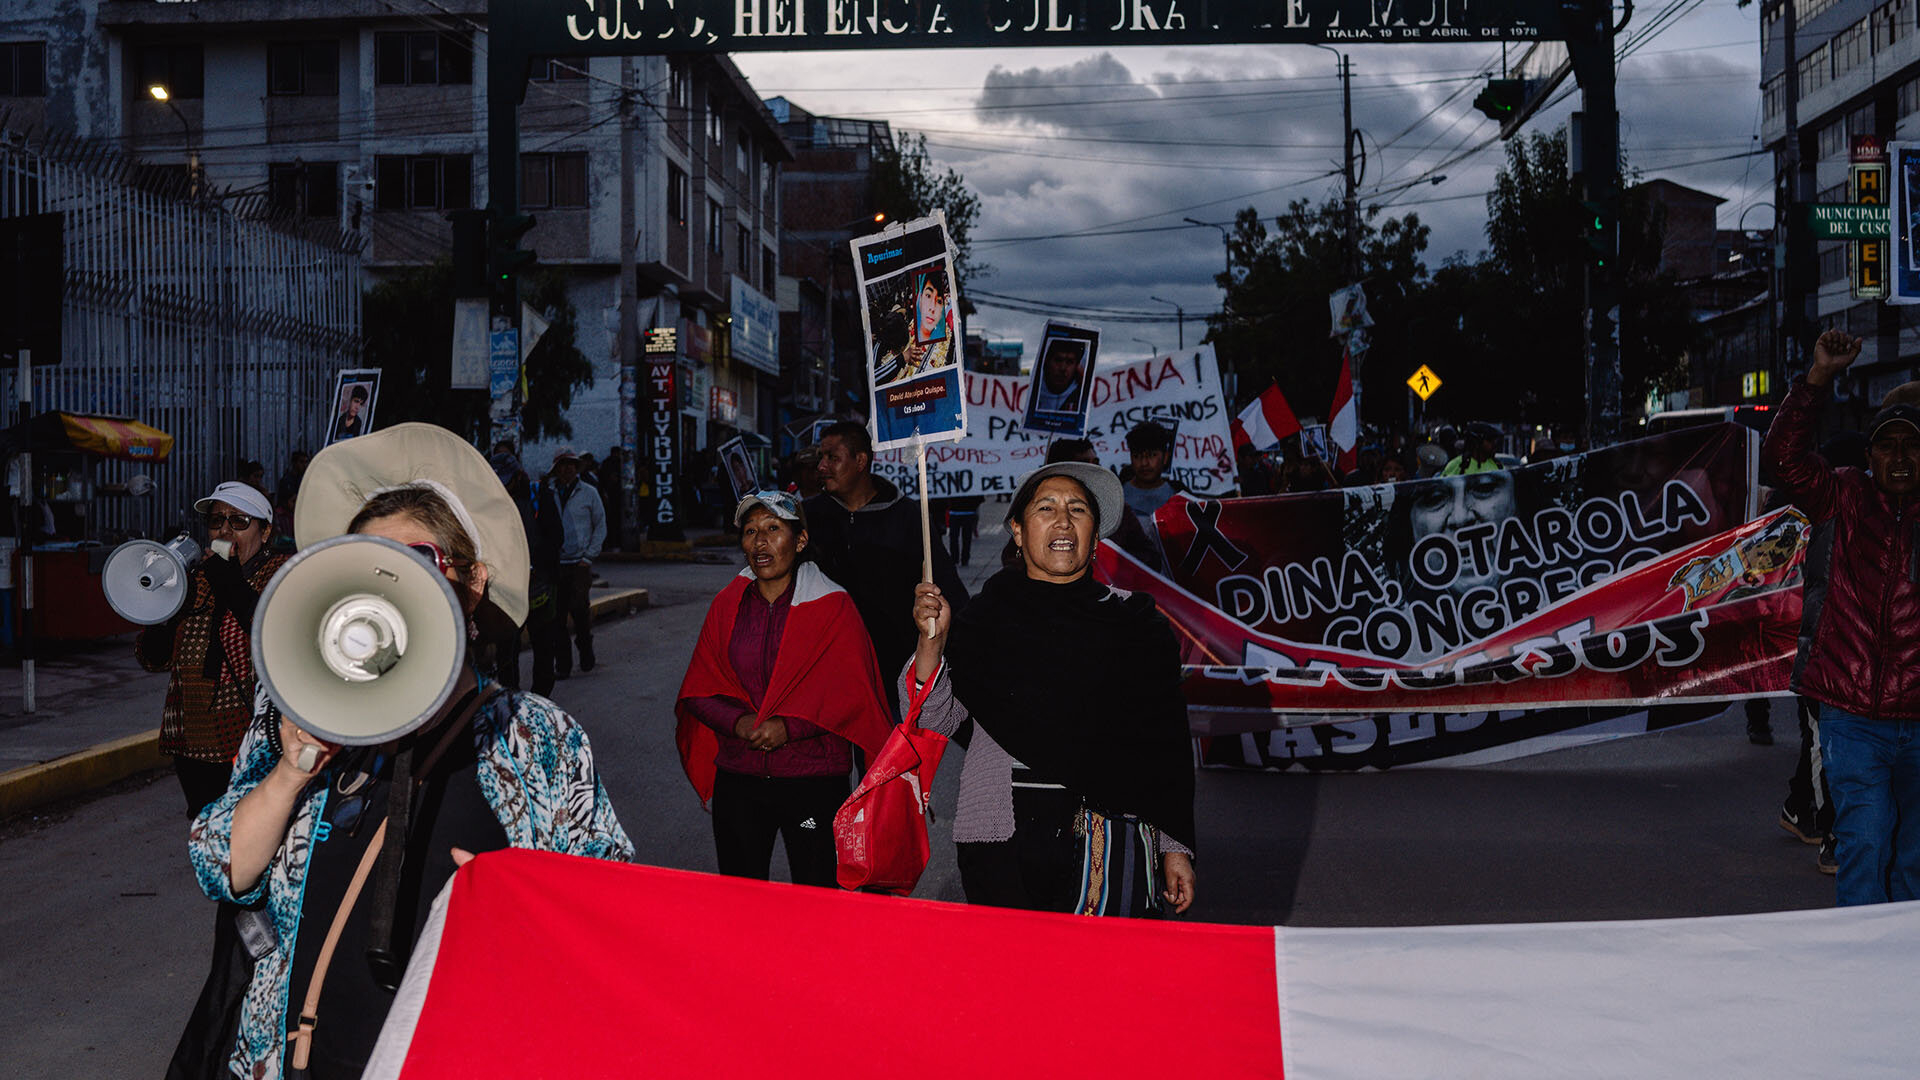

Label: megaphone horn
[253,535,465,747]
[102,534,205,625]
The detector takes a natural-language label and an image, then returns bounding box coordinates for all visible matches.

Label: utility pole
[1568,0,1622,448]
[617,58,641,548]
[1775,0,1815,386]
[1150,295,1184,349]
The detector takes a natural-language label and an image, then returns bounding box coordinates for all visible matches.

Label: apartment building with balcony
[3,0,791,499]
[1762,0,1920,419]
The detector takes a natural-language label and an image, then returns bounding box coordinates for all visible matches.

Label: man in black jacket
[805,420,969,687]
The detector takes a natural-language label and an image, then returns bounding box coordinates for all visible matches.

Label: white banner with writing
[875,347,1236,497]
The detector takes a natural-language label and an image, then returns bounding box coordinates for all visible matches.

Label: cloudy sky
[735,1,1764,362]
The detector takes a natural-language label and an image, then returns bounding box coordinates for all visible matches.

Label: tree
[1481,131,1697,428]
[361,264,594,444]
[870,132,986,294]
[1203,198,1430,428]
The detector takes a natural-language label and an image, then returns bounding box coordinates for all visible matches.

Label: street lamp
[148,83,199,195]
[1131,336,1157,358]
[1185,216,1232,282]
[1149,295,1184,350]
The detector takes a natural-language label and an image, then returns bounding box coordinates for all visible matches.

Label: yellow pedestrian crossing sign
[1407,364,1442,401]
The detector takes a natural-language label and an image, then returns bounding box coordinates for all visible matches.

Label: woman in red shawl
[676,490,893,885]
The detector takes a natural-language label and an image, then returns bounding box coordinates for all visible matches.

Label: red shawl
[674,564,894,805]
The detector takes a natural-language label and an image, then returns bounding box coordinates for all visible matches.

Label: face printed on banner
[740,507,806,583]
[915,272,948,343]
[1011,476,1097,584]
[1043,342,1086,394]
[1407,471,1518,590]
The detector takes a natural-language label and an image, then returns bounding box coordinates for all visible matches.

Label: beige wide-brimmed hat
[294,422,532,624]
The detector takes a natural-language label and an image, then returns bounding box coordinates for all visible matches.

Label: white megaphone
[101,534,229,625]
[252,535,465,748]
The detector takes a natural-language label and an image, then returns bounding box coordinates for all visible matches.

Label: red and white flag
[1329,348,1357,473]
[1232,382,1300,451]
[367,849,1920,1080]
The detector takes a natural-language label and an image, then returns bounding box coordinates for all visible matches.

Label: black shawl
[945,566,1196,851]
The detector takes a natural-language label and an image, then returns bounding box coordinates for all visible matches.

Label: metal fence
[0,123,363,541]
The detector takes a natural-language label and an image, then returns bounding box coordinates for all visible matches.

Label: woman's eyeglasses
[406,540,466,574]
[203,513,256,531]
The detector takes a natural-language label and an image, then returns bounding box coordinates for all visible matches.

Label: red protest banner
[1094,426,1799,731]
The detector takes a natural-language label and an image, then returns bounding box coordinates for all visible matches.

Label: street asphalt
[0,507,1837,1077]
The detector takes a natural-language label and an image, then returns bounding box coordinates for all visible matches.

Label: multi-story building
[1761,0,1920,422]
[769,97,892,418]
[3,2,791,536]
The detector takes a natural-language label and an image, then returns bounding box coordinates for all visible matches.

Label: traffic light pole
[1568,2,1621,450]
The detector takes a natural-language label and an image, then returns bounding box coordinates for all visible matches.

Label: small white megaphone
[102,534,224,625]
[252,535,465,747]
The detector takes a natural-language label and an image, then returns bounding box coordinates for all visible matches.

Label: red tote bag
[834,665,949,895]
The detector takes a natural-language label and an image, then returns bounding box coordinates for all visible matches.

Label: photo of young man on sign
[1022,322,1100,436]
[326,369,381,445]
[851,212,969,451]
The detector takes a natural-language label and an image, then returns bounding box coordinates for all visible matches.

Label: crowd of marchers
[126,328,1920,1078]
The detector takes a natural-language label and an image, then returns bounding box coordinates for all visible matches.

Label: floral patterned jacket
[188,683,633,1079]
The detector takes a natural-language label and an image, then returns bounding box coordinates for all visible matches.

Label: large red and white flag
[1232,381,1301,451]
[368,850,1920,1079]
[1329,348,1357,473]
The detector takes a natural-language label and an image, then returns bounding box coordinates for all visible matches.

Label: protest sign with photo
[1088,424,1786,766]
[1022,321,1100,436]
[717,435,758,503]
[851,213,967,450]
[872,348,1236,497]
[326,369,381,445]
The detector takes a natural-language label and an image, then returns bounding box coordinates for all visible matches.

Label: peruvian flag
[1329,348,1358,474]
[366,849,1920,1079]
[1231,381,1301,451]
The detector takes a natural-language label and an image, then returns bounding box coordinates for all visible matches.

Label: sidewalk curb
[589,587,649,620]
[0,729,167,822]
[0,588,652,822]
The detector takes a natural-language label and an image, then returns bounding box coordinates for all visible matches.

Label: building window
[374,155,472,211]
[529,56,589,82]
[738,225,751,274]
[668,165,688,227]
[1762,75,1783,122]
[670,63,690,109]
[1901,74,1920,118]
[763,246,777,291]
[708,199,724,254]
[706,105,724,146]
[736,130,751,178]
[521,152,588,209]
[1818,180,1848,203]
[1797,42,1830,100]
[373,32,473,87]
[1817,120,1848,162]
[269,161,340,218]
[0,42,47,98]
[138,43,204,99]
[1819,244,1847,284]
[267,41,339,97]
[1834,20,1870,79]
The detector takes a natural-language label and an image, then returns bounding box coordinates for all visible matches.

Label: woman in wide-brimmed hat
[187,423,631,1080]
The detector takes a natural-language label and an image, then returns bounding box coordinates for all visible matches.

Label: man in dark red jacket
[1765,328,1920,905]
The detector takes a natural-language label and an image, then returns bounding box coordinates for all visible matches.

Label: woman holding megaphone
[187,424,632,1080]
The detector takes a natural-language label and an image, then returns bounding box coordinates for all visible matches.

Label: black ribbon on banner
[1179,500,1249,577]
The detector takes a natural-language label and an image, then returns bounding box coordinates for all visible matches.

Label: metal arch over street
[489,0,1567,54]
[481,0,1623,510]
